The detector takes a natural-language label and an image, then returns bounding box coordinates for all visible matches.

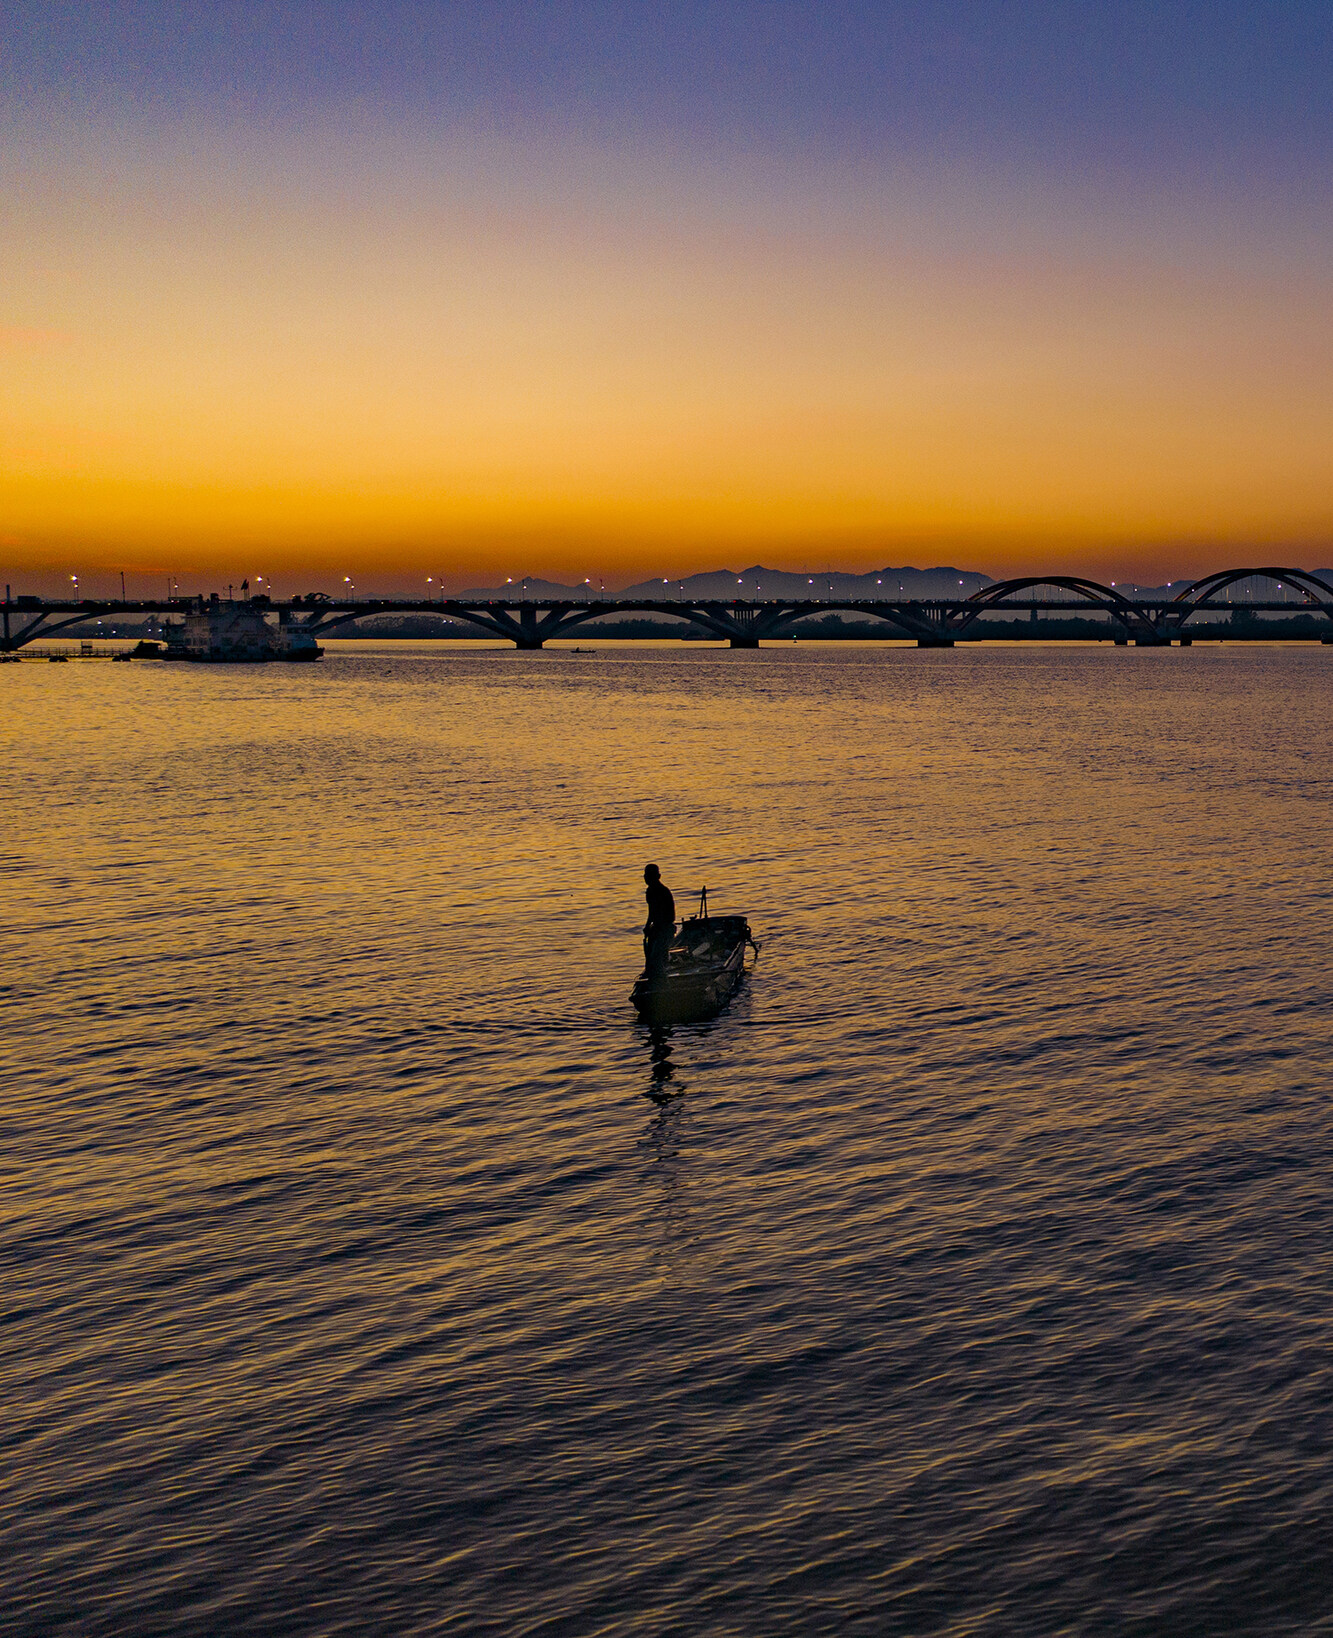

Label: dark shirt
[644,880,675,935]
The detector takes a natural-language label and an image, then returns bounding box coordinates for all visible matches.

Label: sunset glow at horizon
[5,3,1332,596]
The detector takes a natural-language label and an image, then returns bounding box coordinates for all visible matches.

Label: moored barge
[164,596,323,662]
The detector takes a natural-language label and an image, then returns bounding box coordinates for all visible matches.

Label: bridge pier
[917,637,954,649]
[513,609,545,649]
[729,636,759,649]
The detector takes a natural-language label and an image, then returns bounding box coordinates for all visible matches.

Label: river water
[6,640,1333,1635]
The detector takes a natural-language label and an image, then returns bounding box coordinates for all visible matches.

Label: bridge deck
[5,569,1332,652]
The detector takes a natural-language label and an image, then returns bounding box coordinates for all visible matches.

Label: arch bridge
[4,569,1332,652]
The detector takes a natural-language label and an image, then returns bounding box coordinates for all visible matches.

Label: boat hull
[630,914,754,1022]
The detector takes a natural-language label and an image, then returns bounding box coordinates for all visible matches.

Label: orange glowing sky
[4,6,1333,596]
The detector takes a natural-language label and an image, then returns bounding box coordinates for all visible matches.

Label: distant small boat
[630,888,759,1022]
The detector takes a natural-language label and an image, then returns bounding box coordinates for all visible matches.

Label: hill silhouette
[461,565,992,600]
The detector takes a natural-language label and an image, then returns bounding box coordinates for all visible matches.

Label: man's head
[644,863,660,884]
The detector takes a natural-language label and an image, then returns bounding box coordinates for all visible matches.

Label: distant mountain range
[461,565,993,600]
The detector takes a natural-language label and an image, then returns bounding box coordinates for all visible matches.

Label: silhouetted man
[642,863,676,980]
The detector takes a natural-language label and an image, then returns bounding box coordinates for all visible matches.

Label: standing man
[642,863,676,980]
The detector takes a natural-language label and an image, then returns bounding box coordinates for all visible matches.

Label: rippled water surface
[6,640,1333,1635]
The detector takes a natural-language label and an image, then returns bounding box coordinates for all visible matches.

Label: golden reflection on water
[6,642,1333,1633]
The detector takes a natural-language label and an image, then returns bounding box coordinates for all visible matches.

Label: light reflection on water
[5,642,1333,1634]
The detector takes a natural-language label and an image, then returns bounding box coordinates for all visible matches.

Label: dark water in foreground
[6,641,1333,1635]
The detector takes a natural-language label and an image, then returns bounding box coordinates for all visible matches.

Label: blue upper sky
[5,2,1331,588]
[8,1,1333,179]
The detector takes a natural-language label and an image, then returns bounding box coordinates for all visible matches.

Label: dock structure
[5,568,1333,654]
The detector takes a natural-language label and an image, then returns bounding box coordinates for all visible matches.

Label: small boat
[630,888,759,1021]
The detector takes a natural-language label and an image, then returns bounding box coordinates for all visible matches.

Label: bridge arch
[1169,567,1333,630]
[1,609,113,650]
[303,601,551,645]
[954,576,1147,636]
[964,574,1139,612]
[751,602,933,642]
[550,601,728,640]
[298,598,721,647]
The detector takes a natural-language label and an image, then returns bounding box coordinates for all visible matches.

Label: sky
[3,1,1332,595]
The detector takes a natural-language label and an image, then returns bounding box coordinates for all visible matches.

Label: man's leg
[648,930,672,979]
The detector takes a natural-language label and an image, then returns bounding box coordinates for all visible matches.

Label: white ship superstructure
[164,597,323,662]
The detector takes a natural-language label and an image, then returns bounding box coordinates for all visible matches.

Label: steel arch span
[0,610,113,649]
[714,601,936,644]
[1170,567,1333,630]
[954,575,1148,636]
